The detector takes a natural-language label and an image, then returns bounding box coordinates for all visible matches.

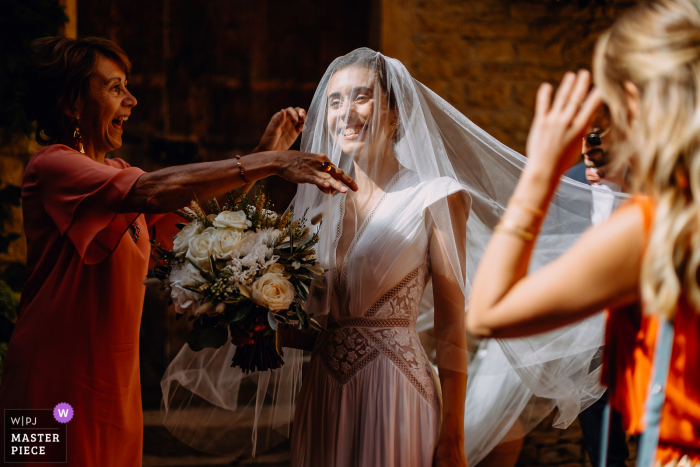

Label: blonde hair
[594,0,700,319]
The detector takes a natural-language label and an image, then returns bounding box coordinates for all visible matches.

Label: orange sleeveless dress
[603,196,700,465]
[0,145,178,466]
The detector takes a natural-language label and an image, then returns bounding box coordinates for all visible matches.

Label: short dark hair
[21,36,131,145]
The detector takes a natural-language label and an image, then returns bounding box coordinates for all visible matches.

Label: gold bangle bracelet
[510,198,545,218]
[494,219,535,241]
[235,155,249,184]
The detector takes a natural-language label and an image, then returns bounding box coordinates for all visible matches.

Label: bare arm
[431,192,469,467]
[122,150,357,214]
[466,70,641,339]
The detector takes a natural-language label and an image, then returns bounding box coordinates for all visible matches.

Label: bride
[161,48,626,466]
[288,50,470,466]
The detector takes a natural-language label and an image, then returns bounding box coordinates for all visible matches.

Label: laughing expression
[326,66,395,158]
[78,56,137,156]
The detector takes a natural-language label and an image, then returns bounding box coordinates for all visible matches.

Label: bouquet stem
[231,330,284,374]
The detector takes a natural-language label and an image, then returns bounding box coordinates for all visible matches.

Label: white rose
[186,230,214,270]
[213,210,252,230]
[169,262,204,314]
[172,221,203,257]
[212,228,246,260]
[251,272,295,312]
[262,263,290,278]
[257,228,281,246]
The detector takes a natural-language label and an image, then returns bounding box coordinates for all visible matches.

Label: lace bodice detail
[314,265,438,408]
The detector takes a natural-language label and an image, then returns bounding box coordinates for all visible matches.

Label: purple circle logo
[53,402,73,423]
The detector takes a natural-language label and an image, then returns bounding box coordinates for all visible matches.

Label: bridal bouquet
[147,190,324,373]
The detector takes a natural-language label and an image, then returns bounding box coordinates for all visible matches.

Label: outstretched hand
[525,70,602,177]
[270,150,358,195]
[256,107,307,152]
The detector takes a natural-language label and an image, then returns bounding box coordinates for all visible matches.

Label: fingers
[561,70,590,118]
[551,71,577,113]
[284,107,300,125]
[572,87,603,133]
[314,172,350,194]
[330,165,358,191]
[535,83,553,120]
[295,107,307,122]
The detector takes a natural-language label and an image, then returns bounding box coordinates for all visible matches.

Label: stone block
[518,444,538,464]
[539,443,583,464]
[559,424,584,443]
[471,40,517,64]
[517,42,566,66]
[511,2,549,20]
[461,22,529,40]
[464,82,512,109]
[513,81,541,109]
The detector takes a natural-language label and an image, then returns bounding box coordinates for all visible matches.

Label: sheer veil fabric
[161,48,627,464]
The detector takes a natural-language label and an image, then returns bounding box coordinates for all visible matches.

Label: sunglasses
[584,127,610,147]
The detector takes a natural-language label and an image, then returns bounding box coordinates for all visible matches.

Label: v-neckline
[332,168,406,314]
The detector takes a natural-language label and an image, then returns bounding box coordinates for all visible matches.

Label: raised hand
[525,70,602,177]
[256,107,307,152]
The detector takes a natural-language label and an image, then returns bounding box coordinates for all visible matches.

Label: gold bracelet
[494,219,535,241]
[235,155,249,184]
[510,198,545,218]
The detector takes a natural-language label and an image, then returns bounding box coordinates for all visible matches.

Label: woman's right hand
[267,150,358,194]
[525,70,602,179]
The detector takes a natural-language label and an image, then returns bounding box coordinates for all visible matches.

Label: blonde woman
[468,1,700,465]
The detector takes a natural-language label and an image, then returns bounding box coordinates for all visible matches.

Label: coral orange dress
[603,196,700,465]
[0,145,175,466]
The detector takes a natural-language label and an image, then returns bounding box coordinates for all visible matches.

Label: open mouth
[339,124,368,140]
[111,115,128,131]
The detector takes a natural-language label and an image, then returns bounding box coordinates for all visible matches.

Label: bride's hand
[434,436,468,467]
[255,107,307,152]
[525,70,602,179]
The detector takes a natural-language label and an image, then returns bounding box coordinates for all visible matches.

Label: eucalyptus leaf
[309,317,328,332]
[226,306,248,324]
[267,311,279,331]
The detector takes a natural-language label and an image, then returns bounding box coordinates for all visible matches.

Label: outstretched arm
[431,192,469,467]
[122,150,356,214]
[467,70,641,339]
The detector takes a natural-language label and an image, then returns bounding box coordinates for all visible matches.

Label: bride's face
[326,66,396,158]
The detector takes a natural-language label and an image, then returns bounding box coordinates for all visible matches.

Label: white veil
[160,48,627,464]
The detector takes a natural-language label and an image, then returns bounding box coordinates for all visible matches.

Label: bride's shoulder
[400,174,467,210]
[418,176,465,197]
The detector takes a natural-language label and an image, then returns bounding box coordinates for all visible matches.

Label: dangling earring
[390,121,399,135]
[73,124,85,154]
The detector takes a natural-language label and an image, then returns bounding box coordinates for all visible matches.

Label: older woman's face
[326,66,395,158]
[79,56,137,155]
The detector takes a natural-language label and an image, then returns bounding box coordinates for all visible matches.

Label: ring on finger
[320,161,333,172]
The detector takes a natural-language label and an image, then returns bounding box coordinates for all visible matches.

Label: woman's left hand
[255,107,307,152]
[525,70,602,179]
[434,436,468,467]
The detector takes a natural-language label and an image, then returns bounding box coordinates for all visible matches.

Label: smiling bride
[161,48,626,467]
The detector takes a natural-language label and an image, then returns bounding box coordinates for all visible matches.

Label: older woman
[0,36,355,466]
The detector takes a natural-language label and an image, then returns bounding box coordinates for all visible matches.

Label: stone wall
[379,0,638,154]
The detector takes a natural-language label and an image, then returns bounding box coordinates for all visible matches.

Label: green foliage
[0,0,67,140]
[0,184,21,255]
[0,280,18,324]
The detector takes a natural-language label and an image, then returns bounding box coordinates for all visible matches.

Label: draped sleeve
[26,145,145,264]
